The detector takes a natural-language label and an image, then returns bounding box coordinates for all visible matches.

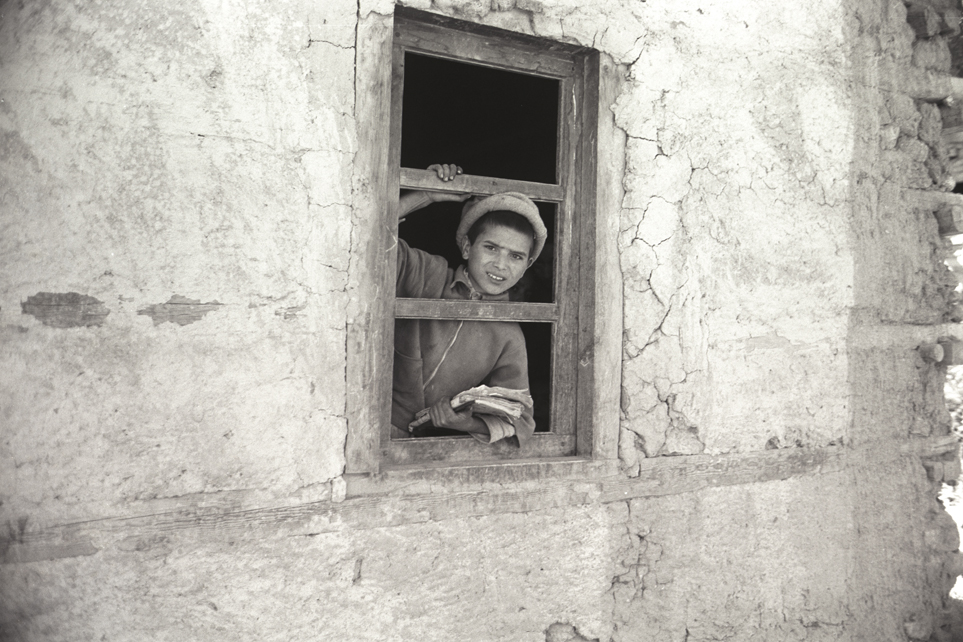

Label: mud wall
[1,0,961,640]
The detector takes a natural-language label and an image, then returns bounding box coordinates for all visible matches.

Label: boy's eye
[511,254,524,261]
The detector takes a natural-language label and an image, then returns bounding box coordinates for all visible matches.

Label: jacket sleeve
[482,324,536,446]
[396,237,448,298]
[470,414,517,444]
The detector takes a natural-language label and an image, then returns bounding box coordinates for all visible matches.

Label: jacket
[392,238,535,445]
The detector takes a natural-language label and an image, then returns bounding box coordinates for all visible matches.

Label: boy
[393,164,547,446]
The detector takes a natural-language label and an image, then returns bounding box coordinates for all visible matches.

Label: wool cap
[456,192,547,261]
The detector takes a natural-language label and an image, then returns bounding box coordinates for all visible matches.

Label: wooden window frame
[346,7,601,473]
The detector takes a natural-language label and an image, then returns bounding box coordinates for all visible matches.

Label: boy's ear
[460,237,471,260]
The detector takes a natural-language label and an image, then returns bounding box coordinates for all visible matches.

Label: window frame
[346,7,601,473]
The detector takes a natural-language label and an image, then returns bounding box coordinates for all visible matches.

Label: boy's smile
[460,225,533,296]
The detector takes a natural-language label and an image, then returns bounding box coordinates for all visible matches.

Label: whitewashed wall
[1,0,958,640]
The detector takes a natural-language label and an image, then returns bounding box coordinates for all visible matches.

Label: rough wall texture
[2,0,962,640]
[614,1,857,462]
[0,0,354,524]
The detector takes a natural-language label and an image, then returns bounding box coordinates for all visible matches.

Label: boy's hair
[466,210,536,256]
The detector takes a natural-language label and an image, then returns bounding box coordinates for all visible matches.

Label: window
[378,8,600,467]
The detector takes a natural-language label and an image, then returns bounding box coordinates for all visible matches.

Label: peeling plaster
[21,292,110,328]
[137,295,223,326]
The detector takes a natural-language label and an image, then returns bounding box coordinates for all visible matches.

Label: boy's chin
[478,282,513,296]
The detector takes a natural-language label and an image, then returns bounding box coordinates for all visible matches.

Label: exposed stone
[907,2,945,39]
[913,36,953,72]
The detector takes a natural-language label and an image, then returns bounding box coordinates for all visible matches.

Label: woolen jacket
[392,238,535,445]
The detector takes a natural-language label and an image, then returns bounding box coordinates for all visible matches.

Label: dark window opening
[396,53,560,437]
[521,322,552,433]
[400,52,559,184]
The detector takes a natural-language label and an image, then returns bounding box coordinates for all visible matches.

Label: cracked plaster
[0,0,356,526]
[610,0,863,464]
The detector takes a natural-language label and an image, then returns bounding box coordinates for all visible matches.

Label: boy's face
[460,224,533,296]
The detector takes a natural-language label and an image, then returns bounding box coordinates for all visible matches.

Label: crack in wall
[544,622,599,642]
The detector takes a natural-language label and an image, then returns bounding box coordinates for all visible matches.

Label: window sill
[344,456,621,499]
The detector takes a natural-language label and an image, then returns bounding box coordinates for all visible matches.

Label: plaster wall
[1,0,959,640]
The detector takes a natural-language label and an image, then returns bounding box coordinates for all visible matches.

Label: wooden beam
[576,50,601,460]
[395,298,558,322]
[939,338,963,364]
[344,9,394,475]
[399,168,564,202]
[901,187,963,235]
[936,203,963,235]
[394,7,580,76]
[6,438,955,564]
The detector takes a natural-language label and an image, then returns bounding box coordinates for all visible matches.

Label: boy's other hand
[427,396,476,432]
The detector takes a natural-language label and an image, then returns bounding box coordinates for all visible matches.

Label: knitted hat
[456,192,547,262]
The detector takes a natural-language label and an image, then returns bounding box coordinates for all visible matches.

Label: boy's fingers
[426,163,463,181]
[428,397,454,426]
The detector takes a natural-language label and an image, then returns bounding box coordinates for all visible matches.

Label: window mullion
[400,168,564,202]
[547,73,580,443]
[396,298,558,322]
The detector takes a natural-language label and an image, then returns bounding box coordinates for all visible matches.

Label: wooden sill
[345,456,621,498]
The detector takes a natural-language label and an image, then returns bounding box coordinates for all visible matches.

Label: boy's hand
[427,163,462,182]
[428,396,476,432]
[398,164,470,219]
[426,164,472,204]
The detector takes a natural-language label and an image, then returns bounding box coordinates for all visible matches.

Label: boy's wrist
[398,191,432,218]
